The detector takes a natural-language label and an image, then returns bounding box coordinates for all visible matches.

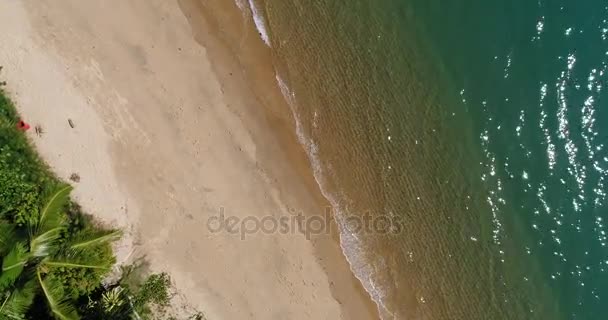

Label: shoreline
[0,0,378,319]
[176,0,380,318]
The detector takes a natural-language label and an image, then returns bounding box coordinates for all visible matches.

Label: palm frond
[69,230,122,250]
[0,278,37,319]
[0,243,28,290]
[102,286,125,307]
[28,185,72,259]
[36,270,80,320]
[44,248,113,271]
[43,261,110,270]
[36,185,72,235]
[29,226,63,258]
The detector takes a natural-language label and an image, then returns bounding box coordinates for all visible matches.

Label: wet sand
[0,0,377,319]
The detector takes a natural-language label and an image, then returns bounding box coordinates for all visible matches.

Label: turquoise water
[422,1,608,319]
[244,0,608,318]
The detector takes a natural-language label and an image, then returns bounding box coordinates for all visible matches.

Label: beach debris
[0,81,6,86]
[34,124,44,137]
[69,173,81,183]
[68,118,75,128]
[16,119,30,131]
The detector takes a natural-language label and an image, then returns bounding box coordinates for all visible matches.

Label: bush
[79,266,176,320]
[0,89,53,225]
[119,262,173,318]
[0,92,53,186]
[0,159,40,225]
[135,273,172,308]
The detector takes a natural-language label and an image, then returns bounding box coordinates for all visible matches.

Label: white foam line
[275,73,394,319]
[248,0,271,46]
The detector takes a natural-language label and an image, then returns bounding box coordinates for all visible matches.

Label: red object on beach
[17,119,30,131]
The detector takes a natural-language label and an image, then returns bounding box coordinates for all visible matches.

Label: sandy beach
[0,0,377,319]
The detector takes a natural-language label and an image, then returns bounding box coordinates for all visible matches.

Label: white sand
[0,1,377,319]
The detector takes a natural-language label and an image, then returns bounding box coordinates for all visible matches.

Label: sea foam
[275,73,393,318]
[234,0,271,46]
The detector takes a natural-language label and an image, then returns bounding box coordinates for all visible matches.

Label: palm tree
[0,185,120,320]
[80,286,134,320]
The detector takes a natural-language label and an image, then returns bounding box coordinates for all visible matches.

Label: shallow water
[241,0,608,319]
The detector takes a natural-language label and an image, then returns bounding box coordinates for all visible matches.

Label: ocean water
[240,0,608,319]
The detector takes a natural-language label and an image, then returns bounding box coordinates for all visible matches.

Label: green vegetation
[127,271,172,317]
[0,88,203,320]
[0,184,121,319]
[0,89,119,319]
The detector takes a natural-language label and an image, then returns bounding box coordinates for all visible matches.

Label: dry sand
[0,0,377,319]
